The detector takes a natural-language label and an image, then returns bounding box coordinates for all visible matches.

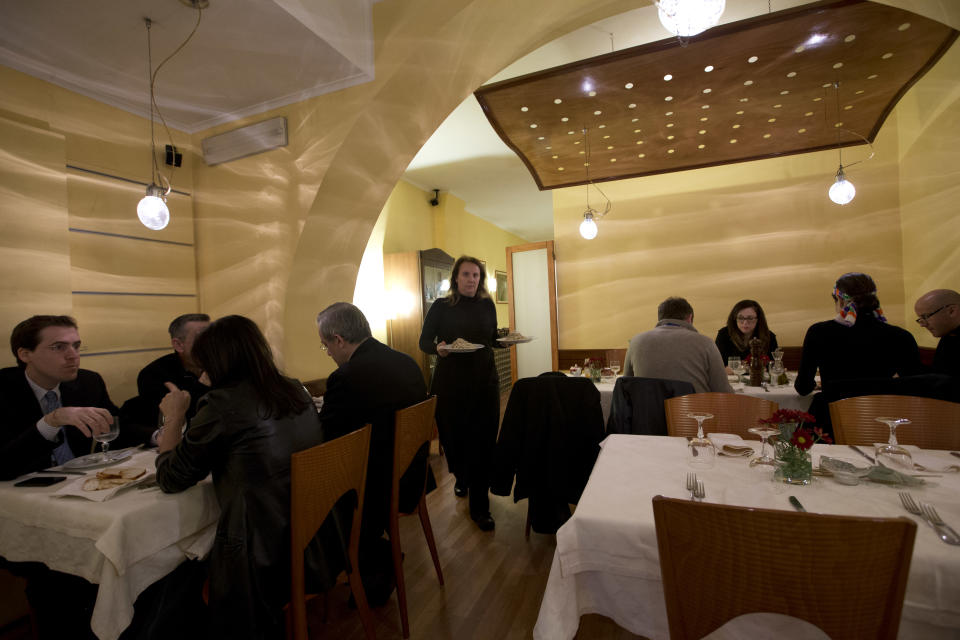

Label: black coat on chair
[606,376,696,436]
[491,375,605,534]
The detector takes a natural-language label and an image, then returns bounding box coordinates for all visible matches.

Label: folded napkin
[864,466,924,486]
[51,472,155,502]
[708,434,756,457]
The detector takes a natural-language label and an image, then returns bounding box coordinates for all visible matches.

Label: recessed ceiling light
[704,65,714,72]
[625,82,634,89]
[664,74,673,81]
[521,106,528,112]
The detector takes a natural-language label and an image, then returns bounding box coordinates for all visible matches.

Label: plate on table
[438,340,483,353]
[61,449,134,470]
[497,334,534,345]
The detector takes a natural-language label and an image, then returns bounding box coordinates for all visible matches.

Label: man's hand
[46,406,112,437]
[158,383,191,453]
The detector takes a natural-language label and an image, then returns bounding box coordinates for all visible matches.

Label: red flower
[813,427,833,445]
[759,409,816,426]
[790,427,815,451]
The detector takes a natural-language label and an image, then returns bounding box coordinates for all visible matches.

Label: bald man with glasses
[915,289,960,376]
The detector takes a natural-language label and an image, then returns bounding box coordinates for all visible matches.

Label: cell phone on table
[14,475,67,487]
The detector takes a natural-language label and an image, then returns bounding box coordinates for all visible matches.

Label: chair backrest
[289,426,371,638]
[392,396,437,507]
[664,392,778,439]
[652,496,916,640]
[830,394,960,449]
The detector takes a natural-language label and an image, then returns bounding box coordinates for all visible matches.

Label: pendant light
[578,128,612,240]
[657,0,726,38]
[825,81,873,206]
[137,4,204,230]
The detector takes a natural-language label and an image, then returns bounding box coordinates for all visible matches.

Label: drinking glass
[748,426,779,467]
[728,357,744,382]
[94,416,120,461]
[875,417,913,470]
[687,412,715,468]
[609,360,621,376]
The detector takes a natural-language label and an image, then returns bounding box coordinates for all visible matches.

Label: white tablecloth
[0,450,220,640]
[594,378,814,424]
[534,435,960,639]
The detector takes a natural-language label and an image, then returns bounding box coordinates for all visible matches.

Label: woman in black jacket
[795,273,922,396]
[715,299,779,367]
[419,256,500,531]
[156,315,326,639]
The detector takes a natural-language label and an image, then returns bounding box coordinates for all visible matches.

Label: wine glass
[875,417,913,470]
[728,357,744,382]
[748,426,779,467]
[687,412,715,468]
[94,416,120,462]
[609,360,621,376]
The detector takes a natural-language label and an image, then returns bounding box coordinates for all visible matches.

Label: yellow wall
[0,67,200,403]
[554,113,907,349]
[896,42,960,348]
[379,182,526,327]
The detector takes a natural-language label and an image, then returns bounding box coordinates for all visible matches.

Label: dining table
[0,449,220,640]
[533,434,960,639]
[593,374,814,424]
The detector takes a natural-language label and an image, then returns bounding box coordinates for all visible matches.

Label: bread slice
[83,467,146,491]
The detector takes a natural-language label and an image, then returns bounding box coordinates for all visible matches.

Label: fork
[686,473,697,500]
[919,502,960,545]
[900,492,960,545]
[694,481,705,502]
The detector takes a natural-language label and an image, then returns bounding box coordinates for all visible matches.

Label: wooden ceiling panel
[475,0,957,190]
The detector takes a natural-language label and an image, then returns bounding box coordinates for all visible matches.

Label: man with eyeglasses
[0,315,118,481]
[914,289,960,376]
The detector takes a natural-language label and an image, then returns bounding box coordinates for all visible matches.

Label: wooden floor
[308,450,646,639]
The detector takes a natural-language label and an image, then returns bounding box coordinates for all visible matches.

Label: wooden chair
[290,426,376,640]
[390,397,444,638]
[664,393,778,439]
[652,495,916,640]
[830,394,960,450]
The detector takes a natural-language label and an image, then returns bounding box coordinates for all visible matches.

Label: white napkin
[895,445,960,473]
[51,472,155,502]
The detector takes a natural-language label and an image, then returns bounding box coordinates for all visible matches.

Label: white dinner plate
[438,342,483,353]
[497,335,534,344]
[61,449,134,470]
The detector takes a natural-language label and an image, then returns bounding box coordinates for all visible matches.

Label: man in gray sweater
[623,297,733,394]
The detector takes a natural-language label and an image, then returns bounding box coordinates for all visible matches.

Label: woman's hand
[158,382,190,452]
[436,341,449,357]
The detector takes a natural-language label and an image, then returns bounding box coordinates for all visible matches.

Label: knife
[40,468,86,476]
[848,445,875,464]
[789,496,806,512]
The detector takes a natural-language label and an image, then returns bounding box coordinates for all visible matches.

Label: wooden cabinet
[384,248,454,385]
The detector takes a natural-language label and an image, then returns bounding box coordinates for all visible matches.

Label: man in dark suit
[124,313,210,436]
[0,315,121,481]
[0,315,124,639]
[316,302,428,607]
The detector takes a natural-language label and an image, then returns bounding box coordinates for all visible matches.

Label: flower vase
[590,367,602,383]
[773,422,813,485]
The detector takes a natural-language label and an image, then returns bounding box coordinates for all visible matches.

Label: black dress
[794,317,923,396]
[714,329,779,365]
[419,294,500,518]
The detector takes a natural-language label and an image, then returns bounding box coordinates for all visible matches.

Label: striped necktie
[42,390,75,465]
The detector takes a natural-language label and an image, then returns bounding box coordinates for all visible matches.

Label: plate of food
[61,448,134,470]
[438,338,483,353]
[497,332,534,345]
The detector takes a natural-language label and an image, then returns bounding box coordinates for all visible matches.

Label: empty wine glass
[748,426,779,467]
[609,360,621,376]
[94,416,120,462]
[687,412,715,468]
[875,417,913,470]
[728,357,744,382]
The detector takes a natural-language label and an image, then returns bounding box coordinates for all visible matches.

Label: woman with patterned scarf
[794,272,922,396]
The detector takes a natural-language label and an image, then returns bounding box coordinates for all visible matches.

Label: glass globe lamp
[579,211,598,240]
[137,183,170,230]
[828,166,856,205]
[657,0,726,38]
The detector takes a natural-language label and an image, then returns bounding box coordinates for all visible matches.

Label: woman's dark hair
[191,315,309,418]
[834,272,881,321]
[725,299,772,352]
[446,255,490,305]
